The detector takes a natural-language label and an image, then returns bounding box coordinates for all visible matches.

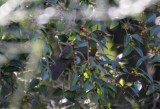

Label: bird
[50,30,111,80]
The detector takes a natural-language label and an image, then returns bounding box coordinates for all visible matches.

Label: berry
[131,71,134,74]
[134,75,137,78]
[26,97,31,101]
[1,73,4,77]
[90,68,94,71]
[73,24,77,26]
[74,52,77,55]
[71,43,74,46]
[85,61,88,64]
[71,56,74,60]
[81,28,86,32]
[44,1,49,6]
[121,65,125,68]
[8,24,12,28]
[88,36,91,41]
[80,25,84,28]
[140,28,144,31]
[96,55,100,58]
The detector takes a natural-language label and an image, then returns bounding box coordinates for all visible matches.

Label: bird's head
[91,30,112,41]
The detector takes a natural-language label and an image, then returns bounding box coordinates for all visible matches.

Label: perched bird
[50,30,111,80]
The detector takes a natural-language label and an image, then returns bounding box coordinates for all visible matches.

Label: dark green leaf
[70,73,78,87]
[39,85,48,97]
[32,100,38,107]
[136,56,149,68]
[146,84,158,95]
[149,54,160,63]
[106,83,117,93]
[124,34,130,47]
[123,45,133,57]
[51,0,57,4]
[76,56,81,64]
[145,14,156,24]
[52,88,63,97]
[130,87,139,97]
[110,20,119,29]
[105,74,113,80]
[131,34,143,44]
[150,26,160,36]
[133,46,144,57]
[93,21,100,26]
[74,43,87,48]
[67,103,80,109]
[64,90,76,102]
[84,81,94,91]
[29,79,40,88]
[1,99,9,108]
[90,92,99,103]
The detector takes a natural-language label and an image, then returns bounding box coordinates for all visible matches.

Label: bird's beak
[105,33,112,37]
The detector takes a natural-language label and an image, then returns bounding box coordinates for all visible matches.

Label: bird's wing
[60,45,73,59]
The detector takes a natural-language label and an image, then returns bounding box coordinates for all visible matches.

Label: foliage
[0,0,160,108]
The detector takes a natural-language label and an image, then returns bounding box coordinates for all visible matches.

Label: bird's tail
[50,58,72,80]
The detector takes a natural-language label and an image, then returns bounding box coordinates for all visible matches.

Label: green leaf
[149,54,160,63]
[68,32,77,40]
[126,82,133,87]
[52,88,63,97]
[139,70,153,83]
[124,34,131,47]
[74,42,87,48]
[29,79,40,88]
[1,99,9,108]
[1,85,8,97]
[90,92,99,103]
[84,81,94,91]
[131,34,143,44]
[93,21,100,26]
[70,85,80,91]
[106,83,117,93]
[95,65,105,73]
[65,47,73,59]
[32,100,38,107]
[133,46,144,57]
[67,103,80,109]
[39,85,48,97]
[76,56,81,64]
[145,14,156,24]
[150,26,160,36]
[110,20,119,29]
[75,51,86,60]
[146,84,158,95]
[123,45,133,57]
[105,74,113,80]
[70,73,78,87]
[64,90,76,102]
[51,0,57,4]
[130,87,139,97]
[83,104,90,109]
[91,37,108,50]
[142,72,153,83]
[136,56,149,69]
[42,72,49,80]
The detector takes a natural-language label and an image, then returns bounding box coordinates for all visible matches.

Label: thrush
[50,30,111,80]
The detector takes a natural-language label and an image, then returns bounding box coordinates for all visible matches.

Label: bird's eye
[98,32,102,36]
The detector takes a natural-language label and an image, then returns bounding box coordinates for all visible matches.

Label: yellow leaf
[2,34,6,40]
[119,78,125,86]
